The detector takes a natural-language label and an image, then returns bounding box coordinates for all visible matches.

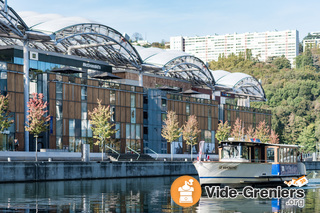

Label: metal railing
[144,147,159,160]
[106,145,120,161]
[127,146,140,160]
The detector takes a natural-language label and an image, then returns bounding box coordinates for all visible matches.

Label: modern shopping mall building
[0,3,271,155]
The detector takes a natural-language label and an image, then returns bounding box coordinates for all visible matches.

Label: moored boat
[193,141,306,187]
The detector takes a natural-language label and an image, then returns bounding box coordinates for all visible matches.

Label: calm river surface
[0,171,319,212]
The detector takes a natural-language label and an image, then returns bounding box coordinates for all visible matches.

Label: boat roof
[220,140,300,148]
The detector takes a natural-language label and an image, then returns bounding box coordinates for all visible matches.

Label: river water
[0,171,319,212]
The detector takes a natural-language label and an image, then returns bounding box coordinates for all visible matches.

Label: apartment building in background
[302,32,320,52]
[170,30,299,66]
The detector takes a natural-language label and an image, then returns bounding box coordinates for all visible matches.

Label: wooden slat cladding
[92,88,99,103]
[49,82,56,99]
[7,92,15,112]
[74,85,81,102]
[87,87,93,103]
[7,72,15,92]
[15,74,23,92]
[75,102,81,120]
[98,89,105,104]
[7,64,23,72]
[15,93,24,113]
[104,90,110,105]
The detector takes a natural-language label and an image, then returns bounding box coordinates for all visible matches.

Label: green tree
[89,99,117,161]
[0,94,13,132]
[182,115,201,161]
[295,48,314,69]
[161,111,181,161]
[272,55,291,69]
[25,93,50,161]
[298,124,316,153]
[216,120,231,142]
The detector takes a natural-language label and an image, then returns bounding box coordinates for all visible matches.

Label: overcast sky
[9,0,319,42]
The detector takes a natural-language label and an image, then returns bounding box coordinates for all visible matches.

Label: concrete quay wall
[304,161,320,170]
[0,161,197,183]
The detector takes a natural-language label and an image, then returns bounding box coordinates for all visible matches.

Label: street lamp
[23,31,55,151]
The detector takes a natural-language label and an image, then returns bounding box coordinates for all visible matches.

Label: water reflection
[0,176,177,212]
[0,171,319,212]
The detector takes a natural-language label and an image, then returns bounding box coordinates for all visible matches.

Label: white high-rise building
[170,30,299,66]
[302,32,320,52]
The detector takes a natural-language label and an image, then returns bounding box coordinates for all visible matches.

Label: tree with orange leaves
[25,93,50,161]
[182,115,201,161]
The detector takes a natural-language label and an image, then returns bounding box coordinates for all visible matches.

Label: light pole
[23,31,54,152]
[23,37,30,151]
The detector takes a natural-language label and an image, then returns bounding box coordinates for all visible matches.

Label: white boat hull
[193,161,306,186]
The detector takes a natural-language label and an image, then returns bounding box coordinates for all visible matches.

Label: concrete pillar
[139,71,143,87]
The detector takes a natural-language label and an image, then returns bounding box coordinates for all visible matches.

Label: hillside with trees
[209,49,320,152]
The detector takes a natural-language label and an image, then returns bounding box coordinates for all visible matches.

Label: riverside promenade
[0,151,318,183]
[0,151,199,183]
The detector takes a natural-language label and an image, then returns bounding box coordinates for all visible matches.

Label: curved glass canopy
[211,70,266,100]
[135,46,215,89]
[0,4,265,99]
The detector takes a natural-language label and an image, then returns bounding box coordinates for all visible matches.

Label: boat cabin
[218,141,299,163]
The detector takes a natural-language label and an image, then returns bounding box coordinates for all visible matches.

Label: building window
[56,82,62,100]
[131,108,136,123]
[131,94,136,108]
[56,118,62,137]
[110,90,115,105]
[81,86,87,101]
[143,111,148,119]
[161,98,167,107]
[143,127,148,135]
[81,102,87,120]
[136,125,141,139]
[186,103,190,115]
[81,120,87,138]
[143,96,148,104]
[126,124,130,139]
[56,100,62,119]
[115,123,120,139]
[111,106,115,122]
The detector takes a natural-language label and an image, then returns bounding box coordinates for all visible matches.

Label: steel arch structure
[52,24,142,70]
[0,0,28,38]
[234,77,266,100]
[0,21,143,70]
[163,55,215,89]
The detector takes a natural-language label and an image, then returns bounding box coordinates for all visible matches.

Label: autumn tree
[0,94,13,132]
[161,111,181,161]
[269,130,279,144]
[230,118,243,140]
[89,99,117,161]
[215,120,231,142]
[25,93,50,161]
[246,126,255,141]
[182,115,201,161]
[255,121,270,143]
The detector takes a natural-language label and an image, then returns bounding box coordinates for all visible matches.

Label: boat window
[221,145,249,160]
[280,148,283,163]
[266,148,275,162]
[293,149,297,163]
[254,148,259,162]
[241,146,249,160]
[222,145,240,159]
